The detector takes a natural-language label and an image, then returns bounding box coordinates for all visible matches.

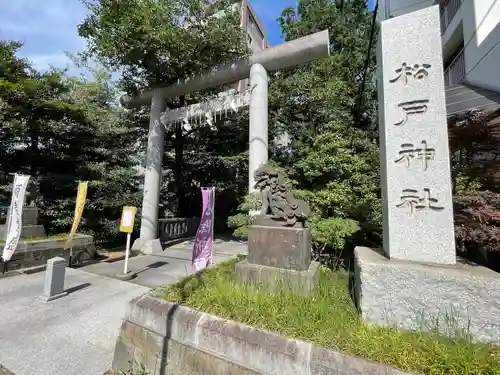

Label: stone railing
[158,217,199,243]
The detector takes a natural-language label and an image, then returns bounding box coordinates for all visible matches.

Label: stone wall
[0,234,96,270]
[112,294,413,375]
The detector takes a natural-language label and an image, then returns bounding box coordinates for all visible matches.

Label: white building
[225,0,270,92]
[378,0,500,116]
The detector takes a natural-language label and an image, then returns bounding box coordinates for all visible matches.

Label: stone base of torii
[120,30,330,254]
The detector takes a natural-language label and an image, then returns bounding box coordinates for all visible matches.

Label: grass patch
[0,233,69,244]
[157,257,500,375]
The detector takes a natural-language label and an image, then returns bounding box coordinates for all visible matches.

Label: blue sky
[0,0,375,76]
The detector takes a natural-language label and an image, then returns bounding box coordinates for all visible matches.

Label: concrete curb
[112,294,414,375]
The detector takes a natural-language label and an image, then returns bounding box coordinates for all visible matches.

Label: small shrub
[226,193,260,239]
[454,190,500,267]
[307,215,360,266]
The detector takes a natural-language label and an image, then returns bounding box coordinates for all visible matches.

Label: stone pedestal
[236,225,319,295]
[354,247,500,343]
[131,237,163,254]
[248,225,311,270]
[18,207,39,225]
[0,206,46,239]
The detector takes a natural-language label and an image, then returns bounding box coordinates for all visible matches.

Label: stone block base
[235,259,320,295]
[1,206,40,226]
[354,246,500,343]
[248,225,311,271]
[0,224,46,239]
[131,237,163,254]
[0,234,96,271]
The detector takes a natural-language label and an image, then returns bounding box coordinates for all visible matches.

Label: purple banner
[191,187,215,273]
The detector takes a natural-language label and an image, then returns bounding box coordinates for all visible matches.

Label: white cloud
[28,53,72,71]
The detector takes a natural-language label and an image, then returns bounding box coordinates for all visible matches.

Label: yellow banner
[64,181,88,250]
[119,206,137,233]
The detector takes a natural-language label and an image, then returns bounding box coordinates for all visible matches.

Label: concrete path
[0,238,247,375]
[0,268,149,375]
[81,239,247,289]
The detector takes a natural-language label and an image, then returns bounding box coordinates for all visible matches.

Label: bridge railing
[158,217,199,243]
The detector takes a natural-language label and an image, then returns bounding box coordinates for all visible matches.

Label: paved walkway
[0,238,247,375]
[80,238,247,289]
[0,268,149,375]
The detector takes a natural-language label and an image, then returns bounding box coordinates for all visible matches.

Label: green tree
[0,40,140,242]
[270,0,381,263]
[55,64,142,242]
[78,0,252,227]
[0,40,75,205]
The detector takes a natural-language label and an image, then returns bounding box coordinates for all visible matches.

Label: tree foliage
[79,0,247,96]
[0,40,140,242]
[449,109,500,265]
[79,0,253,229]
[266,0,380,262]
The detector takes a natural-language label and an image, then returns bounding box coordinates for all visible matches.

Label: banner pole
[124,232,131,274]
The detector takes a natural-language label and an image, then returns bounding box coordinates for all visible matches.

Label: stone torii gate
[122,30,330,254]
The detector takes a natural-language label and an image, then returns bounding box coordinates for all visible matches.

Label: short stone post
[42,257,68,302]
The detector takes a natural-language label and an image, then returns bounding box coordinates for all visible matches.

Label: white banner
[2,174,30,262]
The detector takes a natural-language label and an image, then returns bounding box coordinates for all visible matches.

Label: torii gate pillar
[248,63,268,194]
[132,95,166,253]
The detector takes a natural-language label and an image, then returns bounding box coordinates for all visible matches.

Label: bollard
[42,257,68,302]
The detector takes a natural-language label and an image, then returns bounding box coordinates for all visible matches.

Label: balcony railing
[444,49,465,86]
[439,0,462,34]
